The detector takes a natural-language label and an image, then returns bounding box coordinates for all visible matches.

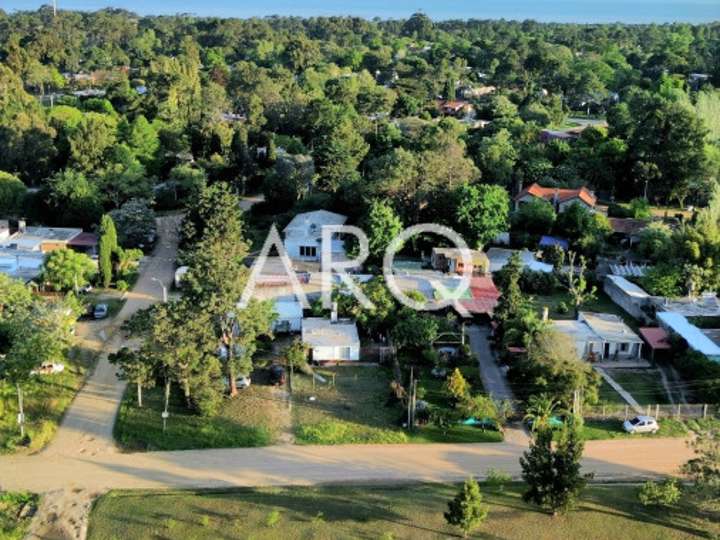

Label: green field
[293,365,502,446]
[87,483,718,540]
[113,373,288,451]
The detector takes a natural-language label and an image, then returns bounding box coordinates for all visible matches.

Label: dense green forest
[0,9,718,233]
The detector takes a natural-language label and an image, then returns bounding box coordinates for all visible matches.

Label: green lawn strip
[598,379,627,405]
[113,378,285,451]
[87,483,717,540]
[0,492,38,540]
[292,366,409,445]
[578,418,720,441]
[293,363,500,445]
[605,369,672,406]
[0,345,92,454]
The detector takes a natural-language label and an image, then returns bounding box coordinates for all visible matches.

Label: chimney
[331,302,338,323]
[0,220,9,241]
[542,306,549,322]
[18,219,26,234]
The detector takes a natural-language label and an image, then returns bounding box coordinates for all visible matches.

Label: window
[620,342,629,352]
[339,346,352,359]
[299,246,317,258]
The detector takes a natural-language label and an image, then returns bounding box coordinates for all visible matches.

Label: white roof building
[302,317,360,362]
[552,311,643,361]
[656,312,720,358]
[283,210,347,262]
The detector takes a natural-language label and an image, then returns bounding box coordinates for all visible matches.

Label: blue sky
[3,0,720,23]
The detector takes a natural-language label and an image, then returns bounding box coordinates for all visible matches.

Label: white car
[223,375,251,390]
[31,363,65,376]
[623,415,659,434]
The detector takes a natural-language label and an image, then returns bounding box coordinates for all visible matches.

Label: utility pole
[406,367,413,430]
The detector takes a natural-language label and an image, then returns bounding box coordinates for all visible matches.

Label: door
[603,342,610,359]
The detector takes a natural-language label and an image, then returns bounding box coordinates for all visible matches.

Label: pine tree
[520,420,591,515]
[444,477,488,538]
[98,214,118,288]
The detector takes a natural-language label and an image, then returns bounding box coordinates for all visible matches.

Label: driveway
[467,324,514,403]
[42,215,181,458]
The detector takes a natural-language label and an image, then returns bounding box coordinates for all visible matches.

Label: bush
[637,479,681,507]
[265,509,281,528]
[485,468,512,492]
[519,268,560,293]
[671,350,720,403]
[116,280,129,292]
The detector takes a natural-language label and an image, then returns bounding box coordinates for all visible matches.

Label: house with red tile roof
[514,182,597,212]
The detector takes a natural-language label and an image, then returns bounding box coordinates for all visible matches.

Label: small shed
[302,317,360,362]
[638,327,672,361]
[604,275,651,322]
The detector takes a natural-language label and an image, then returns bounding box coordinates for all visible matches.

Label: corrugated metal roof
[657,312,720,357]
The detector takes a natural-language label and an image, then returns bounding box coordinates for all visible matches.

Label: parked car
[223,375,251,390]
[623,415,659,434]
[93,303,109,319]
[269,365,286,385]
[31,362,65,376]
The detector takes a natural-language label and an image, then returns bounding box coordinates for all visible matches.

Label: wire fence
[583,403,719,421]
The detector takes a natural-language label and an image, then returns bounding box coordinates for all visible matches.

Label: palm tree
[524,393,563,432]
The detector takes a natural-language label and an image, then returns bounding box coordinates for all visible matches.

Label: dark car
[269,364,286,386]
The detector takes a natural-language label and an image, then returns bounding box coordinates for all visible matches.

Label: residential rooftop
[302,317,359,348]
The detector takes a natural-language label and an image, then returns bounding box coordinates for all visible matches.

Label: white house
[272,299,303,333]
[283,210,347,262]
[301,316,360,362]
[552,311,643,361]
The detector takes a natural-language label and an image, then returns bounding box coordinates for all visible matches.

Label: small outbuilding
[302,316,360,362]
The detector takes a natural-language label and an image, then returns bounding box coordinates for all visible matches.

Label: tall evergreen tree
[98,214,118,288]
[520,419,592,515]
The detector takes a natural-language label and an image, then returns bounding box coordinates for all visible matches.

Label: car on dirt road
[623,415,659,434]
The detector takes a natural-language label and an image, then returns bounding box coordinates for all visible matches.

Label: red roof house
[460,276,501,315]
[514,183,597,212]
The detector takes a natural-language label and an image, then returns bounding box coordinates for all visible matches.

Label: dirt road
[43,215,181,458]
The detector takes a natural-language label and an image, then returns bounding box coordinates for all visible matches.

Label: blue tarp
[539,235,569,250]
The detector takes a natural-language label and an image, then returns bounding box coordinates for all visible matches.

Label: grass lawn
[0,346,93,454]
[292,366,409,444]
[598,379,626,405]
[87,483,718,540]
[605,369,671,405]
[292,365,502,445]
[580,417,719,441]
[0,492,38,540]
[113,371,288,451]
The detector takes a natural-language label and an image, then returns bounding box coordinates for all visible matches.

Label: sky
[3,0,720,23]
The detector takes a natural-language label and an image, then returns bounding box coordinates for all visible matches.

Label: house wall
[602,341,642,360]
[312,345,360,361]
[284,237,346,261]
[603,279,649,322]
